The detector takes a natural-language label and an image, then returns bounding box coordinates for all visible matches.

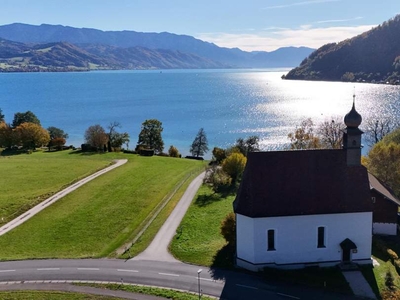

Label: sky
[0,0,399,51]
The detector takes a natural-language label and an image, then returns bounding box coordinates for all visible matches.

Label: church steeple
[343,93,363,166]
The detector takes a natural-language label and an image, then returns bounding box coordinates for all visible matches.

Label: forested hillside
[285,15,400,84]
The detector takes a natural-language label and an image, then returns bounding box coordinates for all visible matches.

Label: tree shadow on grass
[208,243,235,280]
[194,193,223,207]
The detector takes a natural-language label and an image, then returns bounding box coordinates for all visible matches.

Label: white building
[234,100,374,271]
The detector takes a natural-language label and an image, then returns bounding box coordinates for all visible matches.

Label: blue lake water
[1,69,400,157]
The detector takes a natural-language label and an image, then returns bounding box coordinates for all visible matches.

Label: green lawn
[361,236,400,299]
[0,150,204,260]
[0,291,124,300]
[169,185,235,267]
[0,150,114,225]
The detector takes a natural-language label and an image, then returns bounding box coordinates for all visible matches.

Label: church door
[342,249,351,263]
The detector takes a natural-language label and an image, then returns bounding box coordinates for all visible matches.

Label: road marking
[117,269,139,273]
[0,270,15,273]
[276,292,300,299]
[199,278,213,282]
[77,268,99,271]
[37,268,60,271]
[236,283,258,290]
[158,272,179,277]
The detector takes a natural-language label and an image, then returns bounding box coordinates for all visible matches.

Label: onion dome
[344,95,362,128]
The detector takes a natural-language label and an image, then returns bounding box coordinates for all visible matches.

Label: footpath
[342,270,377,299]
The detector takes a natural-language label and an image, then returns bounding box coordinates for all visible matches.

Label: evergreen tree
[190,128,208,157]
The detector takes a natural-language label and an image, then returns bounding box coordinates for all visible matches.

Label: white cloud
[195,25,375,52]
[263,0,341,10]
[315,17,363,24]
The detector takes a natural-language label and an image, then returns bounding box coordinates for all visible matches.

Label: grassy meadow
[169,185,235,267]
[0,150,114,225]
[0,150,205,260]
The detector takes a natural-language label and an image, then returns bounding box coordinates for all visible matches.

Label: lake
[1,69,399,157]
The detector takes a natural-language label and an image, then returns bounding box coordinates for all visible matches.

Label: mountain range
[285,14,400,84]
[0,23,315,71]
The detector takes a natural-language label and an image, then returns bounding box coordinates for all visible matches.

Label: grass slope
[0,151,204,259]
[169,185,234,267]
[0,151,113,225]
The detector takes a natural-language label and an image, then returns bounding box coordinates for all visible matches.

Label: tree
[190,128,209,157]
[110,132,130,150]
[0,122,16,148]
[222,152,247,184]
[367,142,400,196]
[105,122,130,151]
[288,118,321,149]
[168,145,180,158]
[15,122,50,149]
[12,111,40,128]
[234,136,260,156]
[212,147,226,164]
[364,117,398,146]
[47,126,69,140]
[317,117,345,149]
[107,121,120,152]
[84,124,108,150]
[382,127,400,145]
[47,126,68,150]
[0,108,4,122]
[48,137,66,150]
[137,119,164,153]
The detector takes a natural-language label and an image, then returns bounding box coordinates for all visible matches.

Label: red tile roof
[234,149,372,218]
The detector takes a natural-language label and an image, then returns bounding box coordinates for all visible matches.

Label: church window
[267,229,275,251]
[317,226,325,248]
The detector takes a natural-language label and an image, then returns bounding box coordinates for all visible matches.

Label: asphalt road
[0,259,358,300]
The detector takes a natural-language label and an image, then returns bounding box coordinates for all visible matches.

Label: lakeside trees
[137,119,164,154]
[84,124,108,151]
[0,110,65,150]
[15,122,50,149]
[107,122,130,151]
[287,117,345,150]
[190,128,208,157]
[0,108,4,122]
[12,111,41,127]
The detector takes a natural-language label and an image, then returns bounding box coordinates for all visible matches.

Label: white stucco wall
[373,222,397,235]
[236,212,372,269]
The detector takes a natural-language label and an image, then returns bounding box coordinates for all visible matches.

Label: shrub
[394,259,400,276]
[212,147,226,164]
[221,152,247,183]
[203,166,232,193]
[168,145,180,158]
[140,149,154,156]
[185,155,204,160]
[387,248,398,263]
[220,212,236,246]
